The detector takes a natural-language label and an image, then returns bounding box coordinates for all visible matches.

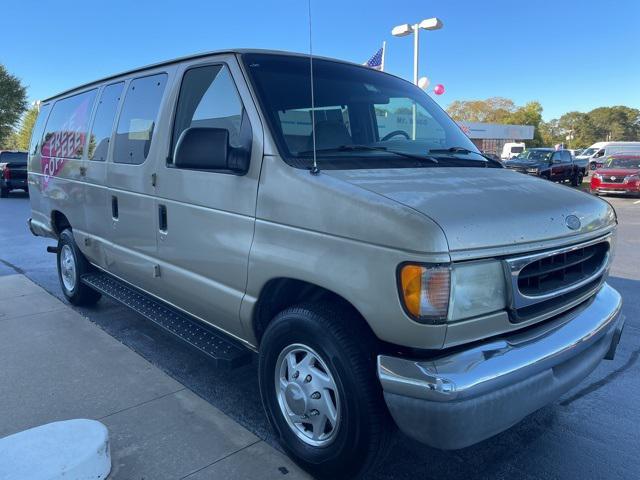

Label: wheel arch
[51,210,71,236]
[252,277,376,346]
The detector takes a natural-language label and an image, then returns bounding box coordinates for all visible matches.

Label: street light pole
[391,18,443,139]
[412,25,419,139]
[412,24,419,86]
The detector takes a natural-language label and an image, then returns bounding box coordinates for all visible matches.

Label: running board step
[81,272,253,370]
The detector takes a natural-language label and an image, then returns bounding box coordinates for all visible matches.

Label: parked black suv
[506,148,583,186]
[0,151,28,197]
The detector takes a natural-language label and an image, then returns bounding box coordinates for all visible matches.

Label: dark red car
[590,154,640,196]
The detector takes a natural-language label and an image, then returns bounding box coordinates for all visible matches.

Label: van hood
[326,167,615,252]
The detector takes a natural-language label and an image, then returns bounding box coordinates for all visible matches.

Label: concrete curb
[0,419,111,480]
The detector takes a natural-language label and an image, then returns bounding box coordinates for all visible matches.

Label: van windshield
[514,150,552,161]
[242,53,480,169]
[604,157,640,169]
[580,147,599,157]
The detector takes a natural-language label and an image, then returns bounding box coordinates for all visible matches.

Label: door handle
[111,196,119,219]
[158,204,168,232]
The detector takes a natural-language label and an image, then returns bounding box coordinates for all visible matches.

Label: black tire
[259,302,392,479]
[0,188,8,198]
[571,172,583,187]
[56,229,101,306]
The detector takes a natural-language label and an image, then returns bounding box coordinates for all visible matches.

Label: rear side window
[114,73,167,165]
[0,151,27,164]
[29,103,52,156]
[88,82,124,161]
[42,90,97,159]
[171,65,249,161]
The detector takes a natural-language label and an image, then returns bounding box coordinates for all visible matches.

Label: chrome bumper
[377,283,624,449]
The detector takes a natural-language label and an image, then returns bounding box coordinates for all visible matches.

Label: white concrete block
[0,419,111,480]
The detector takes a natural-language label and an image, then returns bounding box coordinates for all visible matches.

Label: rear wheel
[259,302,391,479]
[57,229,101,306]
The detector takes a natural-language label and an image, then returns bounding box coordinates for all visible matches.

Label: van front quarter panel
[242,154,451,349]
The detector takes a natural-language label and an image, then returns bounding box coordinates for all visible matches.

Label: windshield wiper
[428,147,503,167]
[298,145,439,163]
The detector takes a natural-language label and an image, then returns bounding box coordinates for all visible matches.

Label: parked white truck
[501,142,525,160]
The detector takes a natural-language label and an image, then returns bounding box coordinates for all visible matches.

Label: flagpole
[381,41,386,72]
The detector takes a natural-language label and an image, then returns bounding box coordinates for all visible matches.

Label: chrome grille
[603,175,625,184]
[504,235,612,323]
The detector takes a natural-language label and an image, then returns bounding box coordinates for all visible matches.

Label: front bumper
[591,184,639,195]
[377,283,624,449]
[1,179,27,190]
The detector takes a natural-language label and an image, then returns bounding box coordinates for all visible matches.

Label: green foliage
[447,97,516,123]
[504,101,544,147]
[447,98,545,146]
[9,105,38,151]
[0,64,28,148]
[543,106,640,148]
[447,97,640,148]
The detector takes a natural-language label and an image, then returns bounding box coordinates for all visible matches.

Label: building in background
[457,122,534,155]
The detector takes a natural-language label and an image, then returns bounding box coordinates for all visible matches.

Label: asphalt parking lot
[1,188,638,480]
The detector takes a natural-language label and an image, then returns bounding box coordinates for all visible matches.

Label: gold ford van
[28,50,624,479]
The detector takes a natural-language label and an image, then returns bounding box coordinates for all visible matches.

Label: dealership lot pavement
[0,273,310,480]
[0,189,638,479]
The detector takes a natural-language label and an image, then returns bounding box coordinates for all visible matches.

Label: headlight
[398,261,506,324]
[593,173,602,179]
[449,261,506,321]
[526,167,539,173]
[624,174,639,183]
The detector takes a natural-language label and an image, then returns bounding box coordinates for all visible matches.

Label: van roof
[40,49,375,103]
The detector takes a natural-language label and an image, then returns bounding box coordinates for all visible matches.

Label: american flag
[365,45,385,71]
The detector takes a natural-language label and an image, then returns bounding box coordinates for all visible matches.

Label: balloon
[417,76,430,90]
[434,84,445,95]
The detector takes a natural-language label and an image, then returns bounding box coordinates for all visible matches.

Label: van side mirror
[174,127,232,171]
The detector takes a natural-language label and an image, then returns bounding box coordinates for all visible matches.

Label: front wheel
[571,172,583,187]
[57,229,101,306]
[259,302,391,479]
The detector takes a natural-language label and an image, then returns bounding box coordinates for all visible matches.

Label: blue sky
[3,0,638,120]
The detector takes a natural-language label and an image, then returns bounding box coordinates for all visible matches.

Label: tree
[539,119,562,146]
[587,106,640,142]
[447,97,516,123]
[505,101,544,146]
[0,64,28,148]
[8,104,38,151]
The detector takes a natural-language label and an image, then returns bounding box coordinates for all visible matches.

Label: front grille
[505,237,611,323]
[515,277,603,322]
[603,175,625,183]
[518,242,609,295]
